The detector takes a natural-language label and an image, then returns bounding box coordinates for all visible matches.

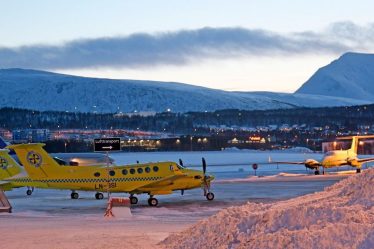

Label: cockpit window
[177,164,185,169]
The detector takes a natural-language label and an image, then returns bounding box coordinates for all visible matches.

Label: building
[12,129,51,143]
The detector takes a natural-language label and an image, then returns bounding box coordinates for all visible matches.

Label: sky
[1,0,374,92]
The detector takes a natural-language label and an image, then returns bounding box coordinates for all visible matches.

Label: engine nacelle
[347,158,360,167]
[304,159,320,169]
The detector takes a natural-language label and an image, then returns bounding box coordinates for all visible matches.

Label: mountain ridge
[0,66,370,113]
[296,52,374,100]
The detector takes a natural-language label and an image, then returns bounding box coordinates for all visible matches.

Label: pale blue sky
[1,1,374,92]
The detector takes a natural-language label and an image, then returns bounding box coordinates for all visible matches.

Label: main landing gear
[71,191,79,199]
[129,194,156,206]
[95,192,104,200]
[130,194,138,205]
[148,196,158,207]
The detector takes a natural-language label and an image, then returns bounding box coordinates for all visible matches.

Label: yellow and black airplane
[6,143,215,206]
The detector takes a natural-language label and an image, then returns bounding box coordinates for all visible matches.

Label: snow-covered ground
[0,151,371,249]
[162,168,374,249]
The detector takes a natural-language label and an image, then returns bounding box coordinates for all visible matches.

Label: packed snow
[162,168,374,249]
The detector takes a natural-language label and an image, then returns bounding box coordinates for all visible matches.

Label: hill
[296,52,374,100]
[0,68,369,113]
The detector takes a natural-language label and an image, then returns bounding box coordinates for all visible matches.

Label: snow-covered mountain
[296,52,374,100]
[0,68,370,113]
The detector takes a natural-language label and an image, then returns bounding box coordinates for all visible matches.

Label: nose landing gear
[206,192,215,201]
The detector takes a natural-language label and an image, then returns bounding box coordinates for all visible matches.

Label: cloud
[0,22,373,70]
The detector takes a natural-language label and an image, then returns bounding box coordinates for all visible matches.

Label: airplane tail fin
[0,149,22,180]
[7,143,60,179]
[0,137,9,149]
[349,136,359,154]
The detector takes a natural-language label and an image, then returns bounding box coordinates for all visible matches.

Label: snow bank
[161,168,374,249]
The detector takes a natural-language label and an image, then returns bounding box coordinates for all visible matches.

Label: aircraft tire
[356,168,361,173]
[206,192,214,201]
[95,193,104,200]
[71,192,79,199]
[314,170,320,175]
[148,197,158,207]
[130,196,138,205]
[26,189,32,196]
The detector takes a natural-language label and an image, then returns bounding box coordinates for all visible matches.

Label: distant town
[1,104,374,153]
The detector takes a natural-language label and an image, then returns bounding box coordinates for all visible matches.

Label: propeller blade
[179,158,184,167]
[202,157,206,175]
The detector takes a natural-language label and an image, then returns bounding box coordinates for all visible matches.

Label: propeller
[202,157,207,175]
[179,159,185,195]
[201,157,210,196]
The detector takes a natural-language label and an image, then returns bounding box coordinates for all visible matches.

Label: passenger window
[130,168,136,174]
[109,170,115,176]
[122,169,128,175]
[94,172,100,177]
[153,166,159,172]
[137,168,143,174]
[145,167,151,173]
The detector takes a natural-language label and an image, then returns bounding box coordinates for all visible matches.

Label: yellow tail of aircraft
[0,149,22,180]
[8,143,215,206]
[7,143,63,179]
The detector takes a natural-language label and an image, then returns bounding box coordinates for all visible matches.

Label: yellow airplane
[7,143,215,206]
[268,135,374,175]
[0,149,48,194]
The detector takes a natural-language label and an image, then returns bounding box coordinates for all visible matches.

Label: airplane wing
[266,161,307,165]
[357,157,374,163]
[128,174,188,192]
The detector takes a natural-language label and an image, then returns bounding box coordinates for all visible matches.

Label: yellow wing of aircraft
[7,143,215,206]
[0,149,48,193]
[265,135,374,175]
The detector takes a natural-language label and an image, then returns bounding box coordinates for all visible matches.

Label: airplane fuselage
[321,150,357,168]
[4,162,211,196]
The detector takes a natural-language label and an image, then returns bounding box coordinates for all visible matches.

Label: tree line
[0,104,373,132]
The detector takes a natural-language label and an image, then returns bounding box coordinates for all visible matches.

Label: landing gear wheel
[356,168,361,173]
[148,197,158,207]
[130,196,138,205]
[95,192,104,200]
[26,189,32,196]
[206,192,215,201]
[314,170,320,175]
[71,192,79,199]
